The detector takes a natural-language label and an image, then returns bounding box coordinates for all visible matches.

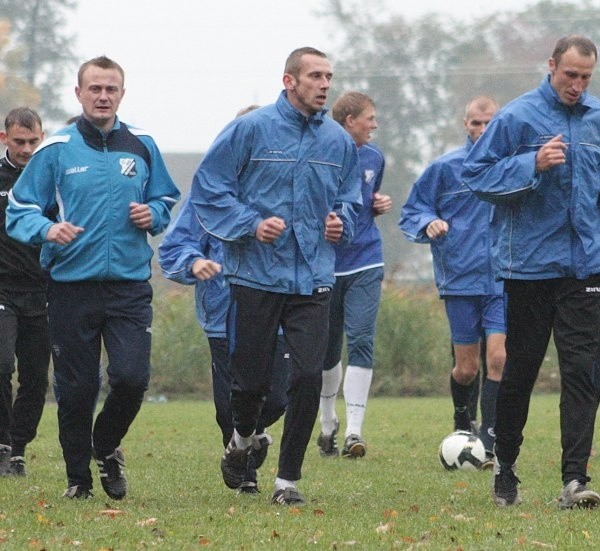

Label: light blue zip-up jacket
[6,117,180,282]
[462,76,600,281]
[190,91,363,295]
[399,138,502,297]
[158,195,228,338]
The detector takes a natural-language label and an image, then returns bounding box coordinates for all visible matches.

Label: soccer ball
[438,430,486,471]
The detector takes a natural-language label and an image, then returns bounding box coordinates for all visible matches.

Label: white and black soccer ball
[438,430,486,471]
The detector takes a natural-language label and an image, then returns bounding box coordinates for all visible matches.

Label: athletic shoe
[6,456,26,477]
[479,452,495,471]
[492,459,521,506]
[237,481,260,495]
[271,487,305,506]
[95,447,127,500]
[63,485,93,499]
[317,420,339,457]
[342,434,366,458]
[558,479,600,509]
[221,437,251,489]
[250,433,273,470]
[0,445,11,475]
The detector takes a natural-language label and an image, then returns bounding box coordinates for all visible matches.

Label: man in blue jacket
[463,35,600,509]
[158,194,289,493]
[6,56,180,500]
[400,96,504,465]
[191,47,362,505]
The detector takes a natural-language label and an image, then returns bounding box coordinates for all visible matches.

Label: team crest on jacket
[364,169,375,184]
[119,158,137,177]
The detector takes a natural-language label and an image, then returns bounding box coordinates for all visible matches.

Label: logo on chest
[119,158,137,177]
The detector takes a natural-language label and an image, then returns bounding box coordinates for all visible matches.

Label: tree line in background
[322,0,600,281]
[2,0,600,281]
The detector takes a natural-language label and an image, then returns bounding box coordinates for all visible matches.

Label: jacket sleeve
[190,121,262,241]
[333,140,363,247]
[139,136,181,236]
[399,162,445,244]
[462,115,539,206]
[158,195,210,286]
[6,146,58,245]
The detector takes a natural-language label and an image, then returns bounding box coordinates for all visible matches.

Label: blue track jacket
[334,143,385,276]
[462,76,600,280]
[400,138,502,297]
[6,117,180,282]
[190,91,363,295]
[158,195,228,338]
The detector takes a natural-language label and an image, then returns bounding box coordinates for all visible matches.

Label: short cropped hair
[77,55,125,87]
[284,47,327,79]
[331,92,375,126]
[4,107,42,132]
[552,35,597,66]
[464,96,499,118]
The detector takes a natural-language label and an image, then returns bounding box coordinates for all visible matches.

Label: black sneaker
[95,447,127,500]
[317,420,339,457]
[271,487,305,506]
[492,459,521,506]
[238,481,260,495]
[250,433,273,470]
[558,479,600,509]
[63,485,93,499]
[0,444,11,475]
[342,434,366,458]
[6,456,26,477]
[221,437,251,489]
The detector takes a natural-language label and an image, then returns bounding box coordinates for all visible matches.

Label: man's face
[549,47,596,106]
[0,124,44,168]
[464,105,497,143]
[346,104,378,147]
[75,65,125,132]
[284,54,332,116]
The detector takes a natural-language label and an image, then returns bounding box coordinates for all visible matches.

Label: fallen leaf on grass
[36,513,51,525]
[583,531,591,540]
[452,514,474,521]
[530,541,556,549]
[99,509,125,518]
[376,521,395,534]
[288,507,301,515]
[198,537,211,546]
[135,517,157,526]
[313,509,325,516]
[271,530,280,539]
[384,509,398,518]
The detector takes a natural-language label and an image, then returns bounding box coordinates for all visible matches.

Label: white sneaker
[558,479,600,509]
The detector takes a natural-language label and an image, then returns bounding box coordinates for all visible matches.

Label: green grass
[0,394,598,549]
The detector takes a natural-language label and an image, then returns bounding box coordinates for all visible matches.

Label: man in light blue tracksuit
[463,35,600,509]
[400,96,504,463]
[6,56,180,500]
[190,47,362,505]
[158,194,289,493]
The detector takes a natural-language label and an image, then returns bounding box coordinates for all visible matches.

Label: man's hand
[46,221,84,245]
[426,219,449,239]
[256,216,286,243]
[325,212,343,243]
[372,192,392,215]
[129,202,153,230]
[536,134,567,172]
[191,258,221,281]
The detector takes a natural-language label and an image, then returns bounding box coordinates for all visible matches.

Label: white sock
[343,365,373,437]
[274,477,297,491]
[320,361,342,435]
[234,429,255,450]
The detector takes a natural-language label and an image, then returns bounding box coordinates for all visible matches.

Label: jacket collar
[539,74,593,111]
[76,115,122,150]
[1,153,22,173]
[276,90,328,125]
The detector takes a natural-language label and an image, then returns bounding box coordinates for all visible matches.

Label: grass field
[0,394,598,549]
